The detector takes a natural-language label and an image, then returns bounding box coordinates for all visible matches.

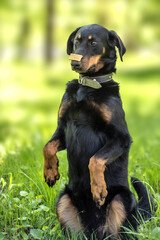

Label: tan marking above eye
[88,35,92,40]
[78,34,81,39]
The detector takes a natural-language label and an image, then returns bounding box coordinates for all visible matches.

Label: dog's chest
[66,100,96,124]
[62,82,114,127]
[61,99,111,134]
[63,98,107,160]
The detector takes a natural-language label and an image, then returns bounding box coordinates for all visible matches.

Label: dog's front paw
[43,142,60,187]
[44,165,60,187]
[91,178,108,207]
[89,156,108,207]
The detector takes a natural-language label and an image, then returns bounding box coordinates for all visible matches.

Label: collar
[78,73,113,89]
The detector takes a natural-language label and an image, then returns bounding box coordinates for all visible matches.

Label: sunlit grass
[0,57,160,239]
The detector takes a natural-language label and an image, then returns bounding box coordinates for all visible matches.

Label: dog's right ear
[67,27,82,55]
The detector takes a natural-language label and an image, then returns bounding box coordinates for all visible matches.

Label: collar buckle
[79,77,86,85]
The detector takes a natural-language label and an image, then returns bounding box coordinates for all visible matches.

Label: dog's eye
[90,41,97,46]
[74,39,80,46]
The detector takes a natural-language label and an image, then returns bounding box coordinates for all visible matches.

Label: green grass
[0,58,160,239]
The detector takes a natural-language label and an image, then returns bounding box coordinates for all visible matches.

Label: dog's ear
[108,31,126,61]
[67,27,82,55]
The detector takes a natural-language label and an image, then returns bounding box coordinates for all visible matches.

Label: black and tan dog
[43,24,153,239]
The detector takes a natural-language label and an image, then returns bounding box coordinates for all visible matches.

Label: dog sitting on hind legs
[43,24,153,239]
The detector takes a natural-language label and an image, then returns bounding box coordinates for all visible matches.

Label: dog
[43,24,153,239]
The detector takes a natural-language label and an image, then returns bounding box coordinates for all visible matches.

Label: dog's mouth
[71,63,90,73]
[71,55,104,74]
[71,64,97,74]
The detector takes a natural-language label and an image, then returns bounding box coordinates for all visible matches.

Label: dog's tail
[131,177,155,222]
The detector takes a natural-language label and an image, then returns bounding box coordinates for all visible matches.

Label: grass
[0,57,160,239]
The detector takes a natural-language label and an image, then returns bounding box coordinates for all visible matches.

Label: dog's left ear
[108,31,126,61]
[67,27,82,55]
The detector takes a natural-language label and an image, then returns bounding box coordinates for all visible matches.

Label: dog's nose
[71,61,81,68]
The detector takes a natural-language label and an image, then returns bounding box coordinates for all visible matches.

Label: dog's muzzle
[69,54,83,71]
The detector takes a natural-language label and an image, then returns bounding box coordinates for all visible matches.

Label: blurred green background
[0,0,160,238]
[0,0,160,177]
[0,0,159,138]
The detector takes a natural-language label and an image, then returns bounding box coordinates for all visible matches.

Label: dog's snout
[71,60,81,68]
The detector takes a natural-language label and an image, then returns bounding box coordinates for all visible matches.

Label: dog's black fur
[43,24,153,239]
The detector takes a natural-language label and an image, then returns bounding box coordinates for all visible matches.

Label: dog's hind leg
[102,191,138,240]
[102,194,126,239]
[56,193,84,235]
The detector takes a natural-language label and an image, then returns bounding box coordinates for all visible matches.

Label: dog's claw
[92,182,108,208]
[96,201,101,209]
[44,168,60,187]
[46,177,57,187]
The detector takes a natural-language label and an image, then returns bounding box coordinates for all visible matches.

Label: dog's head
[67,24,126,75]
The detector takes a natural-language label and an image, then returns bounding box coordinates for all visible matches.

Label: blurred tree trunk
[45,0,54,63]
[17,18,30,60]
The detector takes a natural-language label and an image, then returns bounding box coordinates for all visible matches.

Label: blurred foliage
[0,0,159,178]
[0,0,159,179]
[0,0,159,62]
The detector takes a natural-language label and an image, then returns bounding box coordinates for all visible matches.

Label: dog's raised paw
[89,156,108,207]
[91,180,108,207]
[44,167,60,187]
[43,141,60,187]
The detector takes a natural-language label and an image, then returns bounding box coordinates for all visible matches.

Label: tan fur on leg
[103,195,126,236]
[43,140,60,186]
[88,156,108,206]
[57,194,84,233]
